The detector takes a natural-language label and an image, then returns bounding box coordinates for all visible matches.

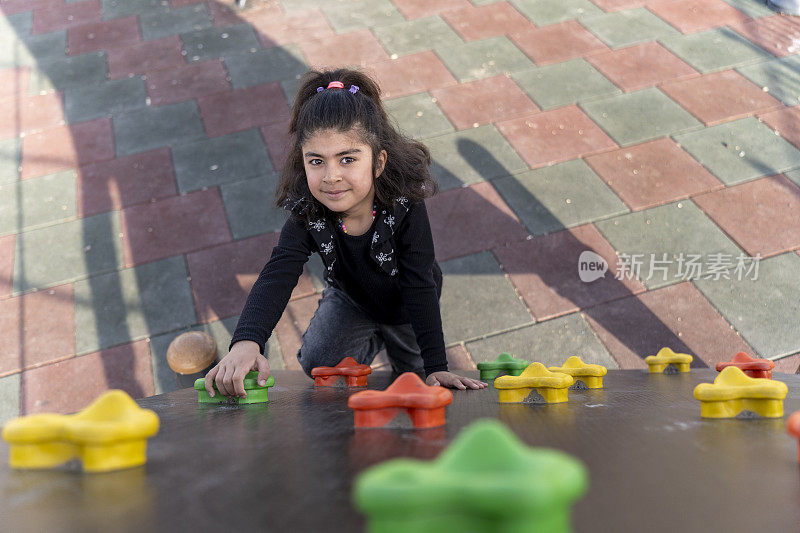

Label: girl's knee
[297,343,326,377]
[296,350,313,377]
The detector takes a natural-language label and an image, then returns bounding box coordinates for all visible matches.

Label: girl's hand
[426,371,487,390]
[203,340,270,398]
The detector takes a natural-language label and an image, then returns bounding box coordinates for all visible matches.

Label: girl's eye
[308,159,323,166]
[341,156,355,164]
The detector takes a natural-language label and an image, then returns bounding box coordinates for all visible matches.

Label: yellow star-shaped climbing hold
[645,347,693,373]
[3,390,159,472]
[548,356,608,389]
[694,366,788,418]
[494,363,574,403]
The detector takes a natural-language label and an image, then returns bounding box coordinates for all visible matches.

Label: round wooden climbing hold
[167,331,218,374]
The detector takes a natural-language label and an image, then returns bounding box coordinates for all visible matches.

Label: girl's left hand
[426,371,487,390]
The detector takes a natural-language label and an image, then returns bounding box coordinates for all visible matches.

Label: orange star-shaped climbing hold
[348,372,453,428]
[716,352,774,379]
[311,357,372,387]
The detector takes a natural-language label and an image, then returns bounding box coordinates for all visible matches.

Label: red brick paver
[0,0,61,16]
[67,16,140,56]
[0,67,30,102]
[32,0,102,35]
[371,52,458,99]
[0,91,65,140]
[247,7,335,47]
[260,116,291,170]
[732,15,800,57]
[20,340,154,415]
[647,0,750,34]
[21,118,114,179]
[431,75,539,130]
[198,82,289,138]
[774,353,800,373]
[586,42,697,92]
[510,21,608,66]
[107,35,185,80]
[441,2,533,42]
[446,344,477,370]
[76,148,177,217]
[759,106,800,149]
[0,284,75,377]
[693,175,800,258]
[584,282,754,369]
[494,223,646,321]
[427,182,530,262]
[660,70,783,126]
[584,138,722,210]
[299,29,389,69]
[186,233,317,324]
[146,59,231,106]
[120,188,232,266]
[496,105,617,168]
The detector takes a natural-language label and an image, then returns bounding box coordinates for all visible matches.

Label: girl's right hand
[203,340,270,398]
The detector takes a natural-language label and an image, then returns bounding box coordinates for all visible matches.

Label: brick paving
[1,0,799,422]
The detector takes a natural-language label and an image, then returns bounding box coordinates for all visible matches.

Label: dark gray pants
[297,287,425,377]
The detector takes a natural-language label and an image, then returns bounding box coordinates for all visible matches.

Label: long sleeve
[229,216,315,354]
[395,202,448,375]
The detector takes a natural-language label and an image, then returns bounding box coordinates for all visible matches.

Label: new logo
[578,251,607,283]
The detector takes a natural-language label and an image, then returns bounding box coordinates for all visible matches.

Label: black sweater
[230,201,448,375]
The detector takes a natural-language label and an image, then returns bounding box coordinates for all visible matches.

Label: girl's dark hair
[276,67,438,222]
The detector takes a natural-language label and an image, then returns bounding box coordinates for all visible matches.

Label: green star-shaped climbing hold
[477,352,530,380]
[194,372,275,404]
[353,419,588,532]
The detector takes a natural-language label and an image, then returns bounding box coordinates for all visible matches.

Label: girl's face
[302,128,386,219]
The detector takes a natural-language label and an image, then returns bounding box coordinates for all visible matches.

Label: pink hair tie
[316,81,359,94]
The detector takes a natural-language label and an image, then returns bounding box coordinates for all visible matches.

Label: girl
[204,68,486,398]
